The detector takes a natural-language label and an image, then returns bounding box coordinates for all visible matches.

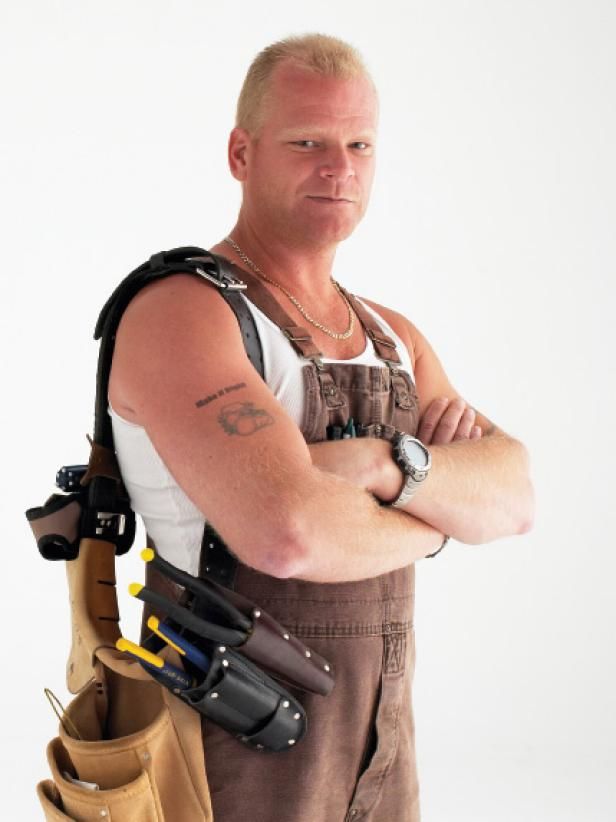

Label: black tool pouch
[139,549,334,752]
[179,646,306,752]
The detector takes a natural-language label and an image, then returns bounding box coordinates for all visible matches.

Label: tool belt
[26,248,336,819]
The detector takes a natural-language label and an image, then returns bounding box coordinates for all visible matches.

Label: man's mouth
[306,196,354,203]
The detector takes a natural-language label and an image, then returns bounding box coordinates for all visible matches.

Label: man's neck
[212,219,339,302]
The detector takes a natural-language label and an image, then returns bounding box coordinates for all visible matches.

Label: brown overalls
[188,267,423,822]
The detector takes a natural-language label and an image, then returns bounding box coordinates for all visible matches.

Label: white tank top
[109,296,415,575]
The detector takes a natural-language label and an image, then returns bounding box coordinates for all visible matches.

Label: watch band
[426,534,450,559]
[391,477,419,509]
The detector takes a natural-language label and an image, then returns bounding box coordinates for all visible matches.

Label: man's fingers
[418,398,483,445]
[417,397,449,443]
[431,397,467,444]
[452,406,476,441]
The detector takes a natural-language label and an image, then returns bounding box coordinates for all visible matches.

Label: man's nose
[318,148,355,182]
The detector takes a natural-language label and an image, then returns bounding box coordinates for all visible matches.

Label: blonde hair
[236,33,375,136]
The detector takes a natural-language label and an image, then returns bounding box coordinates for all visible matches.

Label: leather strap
[200,522,239,588]
[217,256,403,366]
[337,286,402,365]
[215,258,324,360]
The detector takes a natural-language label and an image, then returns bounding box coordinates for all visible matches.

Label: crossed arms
[109,276,534,584]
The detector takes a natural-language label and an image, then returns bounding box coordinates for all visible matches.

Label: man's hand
[308,399,483,499]
[308,438,385,494]
[417,397,483,445]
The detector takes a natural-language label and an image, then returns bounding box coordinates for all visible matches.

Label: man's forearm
[282,468,445,583]
[387,434,534,544]
[306,434,533,549]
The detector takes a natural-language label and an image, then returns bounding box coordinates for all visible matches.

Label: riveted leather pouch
[179,645,307,752]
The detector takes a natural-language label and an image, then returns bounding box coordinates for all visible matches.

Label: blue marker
[148,616,211,673]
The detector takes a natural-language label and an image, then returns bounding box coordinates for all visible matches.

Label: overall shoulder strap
[336,288,402,366]
[214,257,324,362]
[218,259,402,368]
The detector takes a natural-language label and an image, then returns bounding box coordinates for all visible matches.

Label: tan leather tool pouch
[36,539,213,821]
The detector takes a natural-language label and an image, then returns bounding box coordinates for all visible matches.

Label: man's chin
[293,215,360,248]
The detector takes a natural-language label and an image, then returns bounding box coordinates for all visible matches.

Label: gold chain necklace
[223,236,355,340]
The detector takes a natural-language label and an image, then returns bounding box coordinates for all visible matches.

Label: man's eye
[352,142,371,150]
[294,140,318,148]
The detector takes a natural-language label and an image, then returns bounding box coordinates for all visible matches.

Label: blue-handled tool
[116,637,194,690]
[147,616,211,673]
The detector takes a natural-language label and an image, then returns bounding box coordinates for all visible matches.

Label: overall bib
[195,267,423,822]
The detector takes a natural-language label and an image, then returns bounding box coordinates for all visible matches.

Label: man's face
[232,61,379,250]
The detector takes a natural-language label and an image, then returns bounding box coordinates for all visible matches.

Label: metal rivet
[211,692,219,699]
[282,700,290,708]
[288,739,296,746]
[205,566,210,572]
[305,650,311,658]
[209,543,214,548]
[283,633,290,640]
[294,712,301,720]
[222,660,229,667]
[254,609,261,618]
[219,646,226,653]
[324,664,330,671]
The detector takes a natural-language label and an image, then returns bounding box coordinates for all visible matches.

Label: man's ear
[228,127,251,182]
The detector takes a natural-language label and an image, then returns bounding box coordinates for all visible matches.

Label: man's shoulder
[109,273,247,421]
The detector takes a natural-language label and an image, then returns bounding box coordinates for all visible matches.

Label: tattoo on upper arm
[195,382,247,408]
[217,401,275,437]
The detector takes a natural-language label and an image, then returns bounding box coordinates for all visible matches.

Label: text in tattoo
[195,382,247,408]
[217,401,275,437]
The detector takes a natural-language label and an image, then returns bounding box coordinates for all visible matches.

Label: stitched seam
[279,621,414,639]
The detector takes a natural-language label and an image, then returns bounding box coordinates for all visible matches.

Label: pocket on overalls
[346,628,412,820]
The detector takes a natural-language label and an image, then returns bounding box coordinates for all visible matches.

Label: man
[108,34,533,822]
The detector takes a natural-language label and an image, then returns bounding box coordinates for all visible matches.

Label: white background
[2,1,615,819]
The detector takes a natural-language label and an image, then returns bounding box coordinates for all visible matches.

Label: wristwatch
[389,431,432,508]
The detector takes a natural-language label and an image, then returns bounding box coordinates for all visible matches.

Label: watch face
[402,438,429,469]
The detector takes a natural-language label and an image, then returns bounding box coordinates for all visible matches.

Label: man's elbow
[468,479,535,544]
[240,521,309,579]
[515,478,535,535]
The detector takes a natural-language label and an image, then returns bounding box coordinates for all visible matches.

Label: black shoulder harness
[27,247,263,574]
